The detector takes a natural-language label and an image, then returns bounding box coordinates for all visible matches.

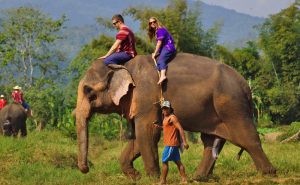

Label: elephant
[0,103,27,137]
[75,53,276,180]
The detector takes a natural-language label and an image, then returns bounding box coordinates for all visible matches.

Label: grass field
[0,130,299,185]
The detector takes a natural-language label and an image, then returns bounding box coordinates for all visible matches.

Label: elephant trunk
[76,115,89,173]
[76,81,91,174]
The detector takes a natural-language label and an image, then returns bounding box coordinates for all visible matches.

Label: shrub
[278,122,300,141]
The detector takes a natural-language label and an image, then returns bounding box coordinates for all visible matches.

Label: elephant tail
[240,78,255,124]
[236,148,244,161]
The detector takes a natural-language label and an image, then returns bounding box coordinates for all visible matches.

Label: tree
[124,0,220,57]
[0,7,66,87]
[0,7,67,129]
[257,3,300,123]
[215,41,261,80]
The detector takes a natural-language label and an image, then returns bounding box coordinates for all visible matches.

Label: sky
[200,0,295,17]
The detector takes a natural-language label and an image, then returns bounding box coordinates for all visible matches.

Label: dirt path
[264,132,282,142]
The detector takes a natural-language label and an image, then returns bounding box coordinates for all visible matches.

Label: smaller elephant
[0,103,27,137]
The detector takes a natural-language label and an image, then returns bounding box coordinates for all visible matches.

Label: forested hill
[0,0,264,46]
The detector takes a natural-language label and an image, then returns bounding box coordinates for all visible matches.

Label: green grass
[0,130,300,185]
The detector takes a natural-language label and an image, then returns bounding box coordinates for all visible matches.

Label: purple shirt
[156,27,176,53]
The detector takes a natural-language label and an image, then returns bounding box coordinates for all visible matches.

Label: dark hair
[112,14,124,23]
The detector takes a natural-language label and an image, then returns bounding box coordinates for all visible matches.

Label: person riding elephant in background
[154,100,189,184]
[98,14,137,65]
[11,86,32,116]
[148,17,176,85]
[0,95,7,110]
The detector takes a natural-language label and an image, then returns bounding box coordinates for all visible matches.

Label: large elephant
[0,103,27,137]
[75,53,276,179]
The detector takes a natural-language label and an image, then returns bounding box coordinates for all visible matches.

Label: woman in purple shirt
[148,17,176,85]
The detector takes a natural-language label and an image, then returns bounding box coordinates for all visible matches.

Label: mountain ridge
[0,0,265,58]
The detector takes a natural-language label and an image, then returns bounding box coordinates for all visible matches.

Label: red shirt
[0,99,7,109]
[12,90,24,103]
[163,115,180,147]
[116,26,137,57]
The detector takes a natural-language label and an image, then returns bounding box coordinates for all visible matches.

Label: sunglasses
[149,20,157,24]
[112,21,119,25]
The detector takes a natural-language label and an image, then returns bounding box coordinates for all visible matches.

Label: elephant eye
[83,85,98,102]
[84,85,93,94]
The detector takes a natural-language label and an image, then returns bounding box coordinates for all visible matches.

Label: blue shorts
[157,48,176,70]
[104,52,133,65]
[162,146,180,163]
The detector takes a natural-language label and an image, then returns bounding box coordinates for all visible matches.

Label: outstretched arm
[152,40,162,60]
[98,39,122,59]
[172,116,189,149]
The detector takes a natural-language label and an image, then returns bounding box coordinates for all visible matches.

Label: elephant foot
[192,175,209,182]
[124,169,141,180]
[78,164,89,174]
[146,170,160,178]
[261,166,276,176]
[192,175,219,183]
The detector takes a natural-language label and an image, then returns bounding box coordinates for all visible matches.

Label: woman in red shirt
[0,94,7,110]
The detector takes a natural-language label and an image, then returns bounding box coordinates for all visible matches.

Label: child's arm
[172,115,189,149]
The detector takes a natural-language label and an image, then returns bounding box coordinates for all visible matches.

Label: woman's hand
[98,55,107,60]
[151,53,156,60]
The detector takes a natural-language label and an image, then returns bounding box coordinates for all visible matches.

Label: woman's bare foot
[157,76,167,85]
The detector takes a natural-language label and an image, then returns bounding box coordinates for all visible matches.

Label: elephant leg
[135,115,161,177]
[11,125,19,137]
[224,118,276,175]
[20,123,27,137]
[119,139,141,179]
[193,133,225,181]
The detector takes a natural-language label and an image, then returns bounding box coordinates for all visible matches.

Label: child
[0,94,7,110]
[154,100,189,184]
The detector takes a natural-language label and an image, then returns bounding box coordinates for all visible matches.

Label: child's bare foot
[157,76,167,85]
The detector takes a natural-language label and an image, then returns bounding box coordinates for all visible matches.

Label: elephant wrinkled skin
[0,103,27,137]
[75,53,276,179]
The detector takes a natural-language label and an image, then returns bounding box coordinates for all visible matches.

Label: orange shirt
[163,114,180,146]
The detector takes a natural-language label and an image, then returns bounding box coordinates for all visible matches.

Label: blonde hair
[147,17,164,41]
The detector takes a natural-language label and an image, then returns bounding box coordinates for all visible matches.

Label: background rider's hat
[161,100,171,109]
[0,94,4,98]
[13,85,22,90]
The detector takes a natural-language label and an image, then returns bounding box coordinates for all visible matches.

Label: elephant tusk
[3,120,10,126]
[236,148,244,161]
[212,137,222,159]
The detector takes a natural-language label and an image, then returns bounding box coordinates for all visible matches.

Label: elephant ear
[108,64,135,106]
